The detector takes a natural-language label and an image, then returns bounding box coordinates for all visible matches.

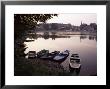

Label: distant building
[80,21,97,32]
[82,25,94,32]
[35,22,97,32]
[80,21,87,31]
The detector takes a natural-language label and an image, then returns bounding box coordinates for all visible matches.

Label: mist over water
[24,32,97,76]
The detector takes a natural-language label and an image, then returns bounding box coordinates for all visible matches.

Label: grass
[14,57,69,76]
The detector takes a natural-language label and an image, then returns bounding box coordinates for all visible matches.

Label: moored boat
[28,51,36,58]
[53,50,69,62]
[37,49,49,58]
[40,51,60,60]
[25,39,34,42]
[69,54,81,69]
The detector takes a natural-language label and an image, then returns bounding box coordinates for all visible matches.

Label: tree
[80,23,87,30]
[14,14,58,39]
[90,23,97,30]
[51,23,58,30]
[43,24,49,30]
[14,14,58,28]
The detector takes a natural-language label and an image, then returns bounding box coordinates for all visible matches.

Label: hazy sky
[47,14,97,26]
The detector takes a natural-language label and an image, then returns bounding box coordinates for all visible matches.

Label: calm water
[24,32,97,76]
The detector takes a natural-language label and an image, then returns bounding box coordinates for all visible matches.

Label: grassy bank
[14,25,96,76]
[14,24,70,76]
[14,57,69,76]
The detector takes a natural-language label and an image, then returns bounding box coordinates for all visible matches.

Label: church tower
[81,21,82,25]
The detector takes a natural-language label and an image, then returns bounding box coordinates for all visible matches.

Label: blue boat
[53,50,69,62]
[40,51,60,60]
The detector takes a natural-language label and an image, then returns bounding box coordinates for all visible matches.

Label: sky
[47,14,97,26]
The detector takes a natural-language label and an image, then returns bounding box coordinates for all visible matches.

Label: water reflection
[25,32,96,41]
[26,32,71,40]
[24,32,97,76]
[89,35,96,40]
[69,66,81,76]
[80,35,87,40]
[80,35,97,42]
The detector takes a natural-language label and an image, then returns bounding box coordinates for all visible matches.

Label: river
[24,31,97,76]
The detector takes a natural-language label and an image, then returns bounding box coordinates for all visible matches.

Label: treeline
[80,23,97,31]
[14,14,58,39]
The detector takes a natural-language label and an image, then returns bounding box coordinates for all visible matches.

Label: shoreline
[14,29,97,76]
[14,57,69,76]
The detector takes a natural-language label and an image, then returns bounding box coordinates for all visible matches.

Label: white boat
[28,51,36,58]
[69,54,81,69]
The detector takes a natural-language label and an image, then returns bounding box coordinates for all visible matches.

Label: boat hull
[69,63,81,69]
[27,51,36,59]
[53,52,69,62]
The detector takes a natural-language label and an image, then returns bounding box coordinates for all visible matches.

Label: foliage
[51,23,58,30]
[14,14,58,28]
[90,23,97,30]
[14,14,58,39]
[14,58,69,76]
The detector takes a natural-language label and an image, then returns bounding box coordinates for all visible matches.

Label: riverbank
[14,27,97,76]
[14,57,69,76]
[14,25,71,76]
[36,30,97,36]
